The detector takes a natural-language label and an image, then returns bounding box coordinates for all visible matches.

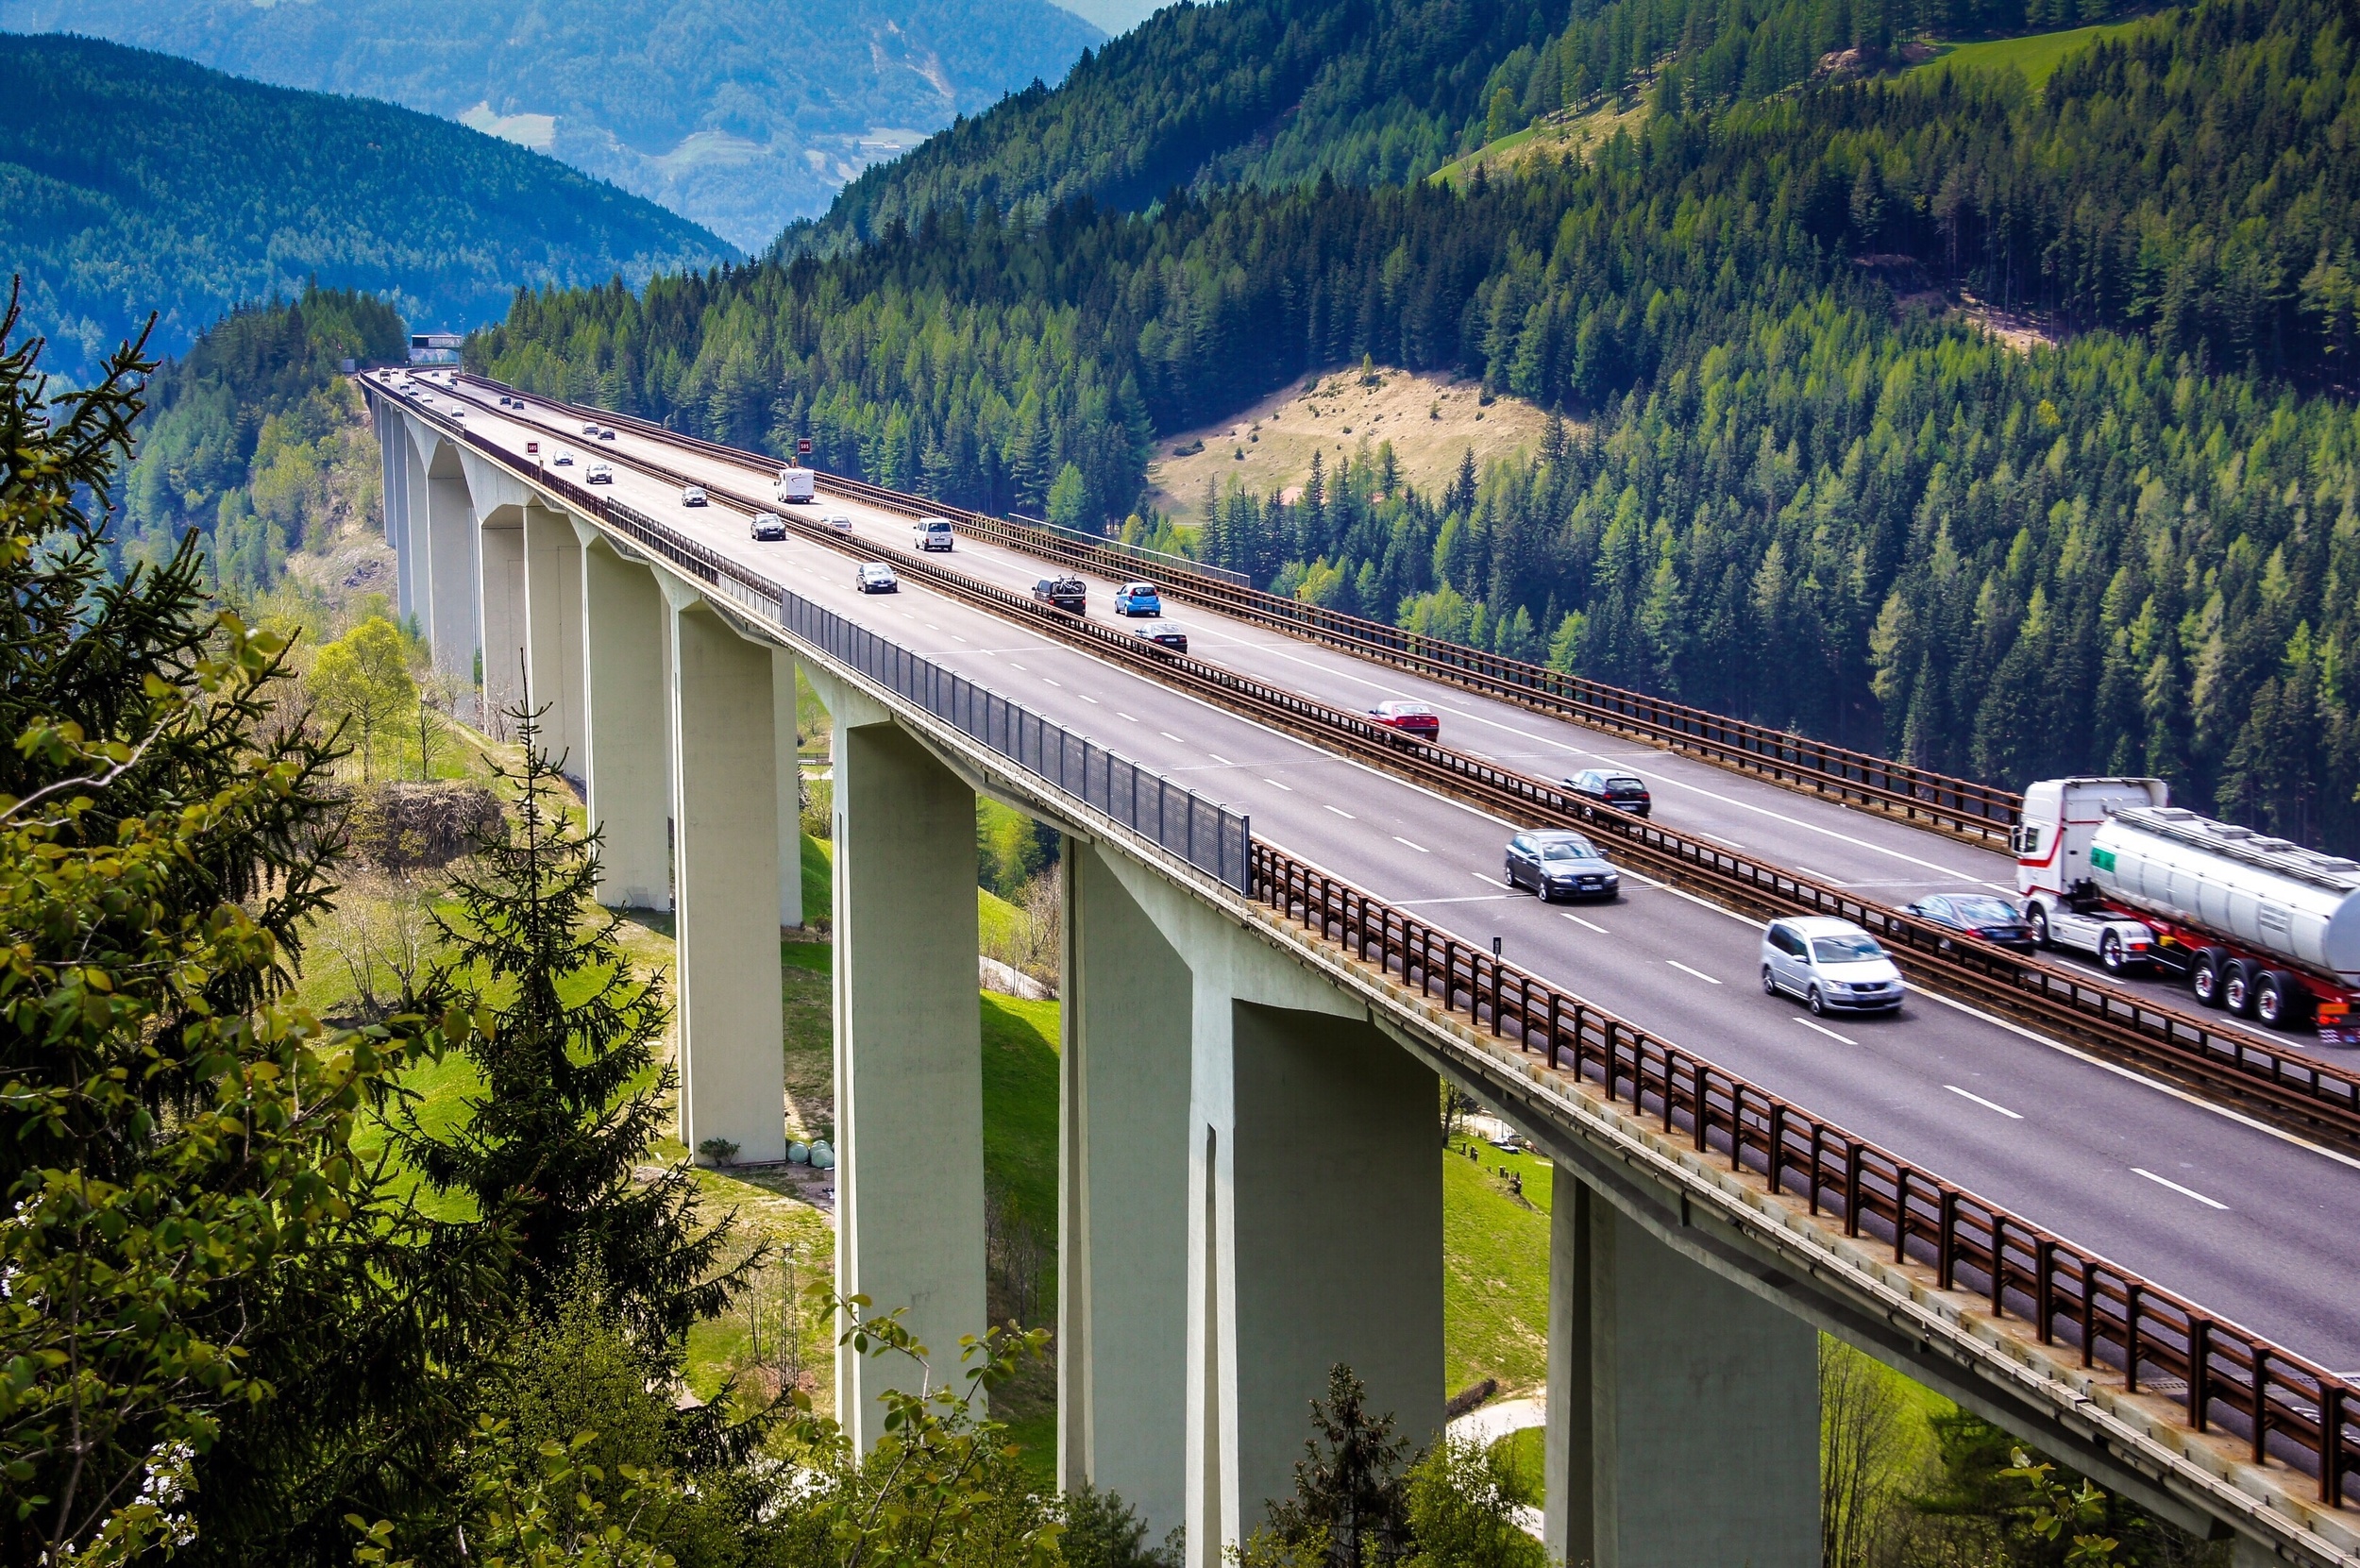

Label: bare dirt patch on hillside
[1143,366,1563,526]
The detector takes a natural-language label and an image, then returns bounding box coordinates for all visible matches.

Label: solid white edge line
[1793,1017,1859,1045]
[1944,1084,2025,1120]
[2130,1167,2231,1210]
[1666,959,1723,986]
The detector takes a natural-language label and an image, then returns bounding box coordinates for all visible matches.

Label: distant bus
[408,331,463,366]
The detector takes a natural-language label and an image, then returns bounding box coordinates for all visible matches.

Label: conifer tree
[409,705,749,1354]
[0,288,501,1567]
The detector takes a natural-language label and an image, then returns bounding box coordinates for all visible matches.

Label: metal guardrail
[1252,842,2358,1514]
[386,385,1252,892]
[429,374,2360,1149]
[1002,510,1252,587]
[448,372,2022,845]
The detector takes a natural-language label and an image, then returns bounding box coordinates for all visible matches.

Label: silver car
[681,484,708,507]
[1760,917,1905,1016]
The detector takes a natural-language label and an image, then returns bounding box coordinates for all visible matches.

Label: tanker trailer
[2015,776,2360,1037]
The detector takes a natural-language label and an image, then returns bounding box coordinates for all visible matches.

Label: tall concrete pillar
[1060,842,1195,1537]
[380,404,413,620]
[773,649,802,929]
[478,520,525,735]
[1071,849,1442,1566]
[423,441,479,683]
[578,531,670,910]
[1542,1186,1820,1568]
[832,717,985,1452]
[666,591,786,1167]
[1197,1001,1442,1559]
[397,422,430,630]
[523,504,586,776]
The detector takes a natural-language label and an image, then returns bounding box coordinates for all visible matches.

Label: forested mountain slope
[121,289,406,602]
[480,0,2360,848]
[0,0,1102,250]
[0,34,733,379]
[808,0,1569,244]
[804,0,2170,247]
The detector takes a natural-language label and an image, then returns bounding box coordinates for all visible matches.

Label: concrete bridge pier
[574,529,671,910]
[809,672,987,1452]
[662,582,787,1169]
[478,514,524,729]
[1542,1179,1821,1568]
[522,503,585,778]
[1068,845,1442,1565]
[378,399,414,621]
[772,649,801,930]
[419,431,479,684]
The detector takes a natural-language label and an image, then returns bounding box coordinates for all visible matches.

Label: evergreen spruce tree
[1265,1365,1413,1568]
[0,288,503,1566]
[410,705,749,1355]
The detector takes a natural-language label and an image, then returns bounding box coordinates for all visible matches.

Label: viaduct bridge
[364,370,2360,1568]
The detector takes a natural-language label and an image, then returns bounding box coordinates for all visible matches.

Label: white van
[913,516,954,551]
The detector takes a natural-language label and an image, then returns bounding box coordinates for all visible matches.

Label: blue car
[1114,581,1162,617]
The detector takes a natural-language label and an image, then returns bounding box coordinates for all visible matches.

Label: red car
[1368,700,1441,740]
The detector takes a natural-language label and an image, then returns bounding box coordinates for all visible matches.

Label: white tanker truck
[2014,777,2360,1039]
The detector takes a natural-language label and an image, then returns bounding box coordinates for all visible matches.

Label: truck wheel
[2099,931,2127,973]
[2191,948,2228,1007]
[2028,905,2052,950]
[2222,959,2256,1017]
[2255,970,2305,1028]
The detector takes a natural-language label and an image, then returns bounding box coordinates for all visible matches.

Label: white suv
[1761,917,1905,1016]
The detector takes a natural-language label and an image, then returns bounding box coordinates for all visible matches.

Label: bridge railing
[1250,842,2358,1513]
[415,400,1253,892]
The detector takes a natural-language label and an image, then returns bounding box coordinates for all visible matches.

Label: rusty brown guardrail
[1251,841,2358,1512]
[449,373,2023,846]
[419,373,2360,1150]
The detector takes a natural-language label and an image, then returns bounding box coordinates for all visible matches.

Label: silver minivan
[1760,917,1905,1016]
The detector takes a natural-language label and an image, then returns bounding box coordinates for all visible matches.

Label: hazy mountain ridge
[0,33,733,379]
[0,0,1104,248]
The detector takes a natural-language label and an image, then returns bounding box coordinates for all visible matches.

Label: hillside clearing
[1144,365,1561,527]
[1909,13,2165,85]
[1430,97,1652,189]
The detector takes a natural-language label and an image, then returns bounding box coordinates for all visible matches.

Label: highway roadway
[401,372,2360,1374]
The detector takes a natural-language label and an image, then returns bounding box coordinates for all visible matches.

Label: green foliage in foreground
[0,289,497,1566]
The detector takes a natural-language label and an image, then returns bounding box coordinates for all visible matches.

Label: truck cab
[2014,777,2170,969]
